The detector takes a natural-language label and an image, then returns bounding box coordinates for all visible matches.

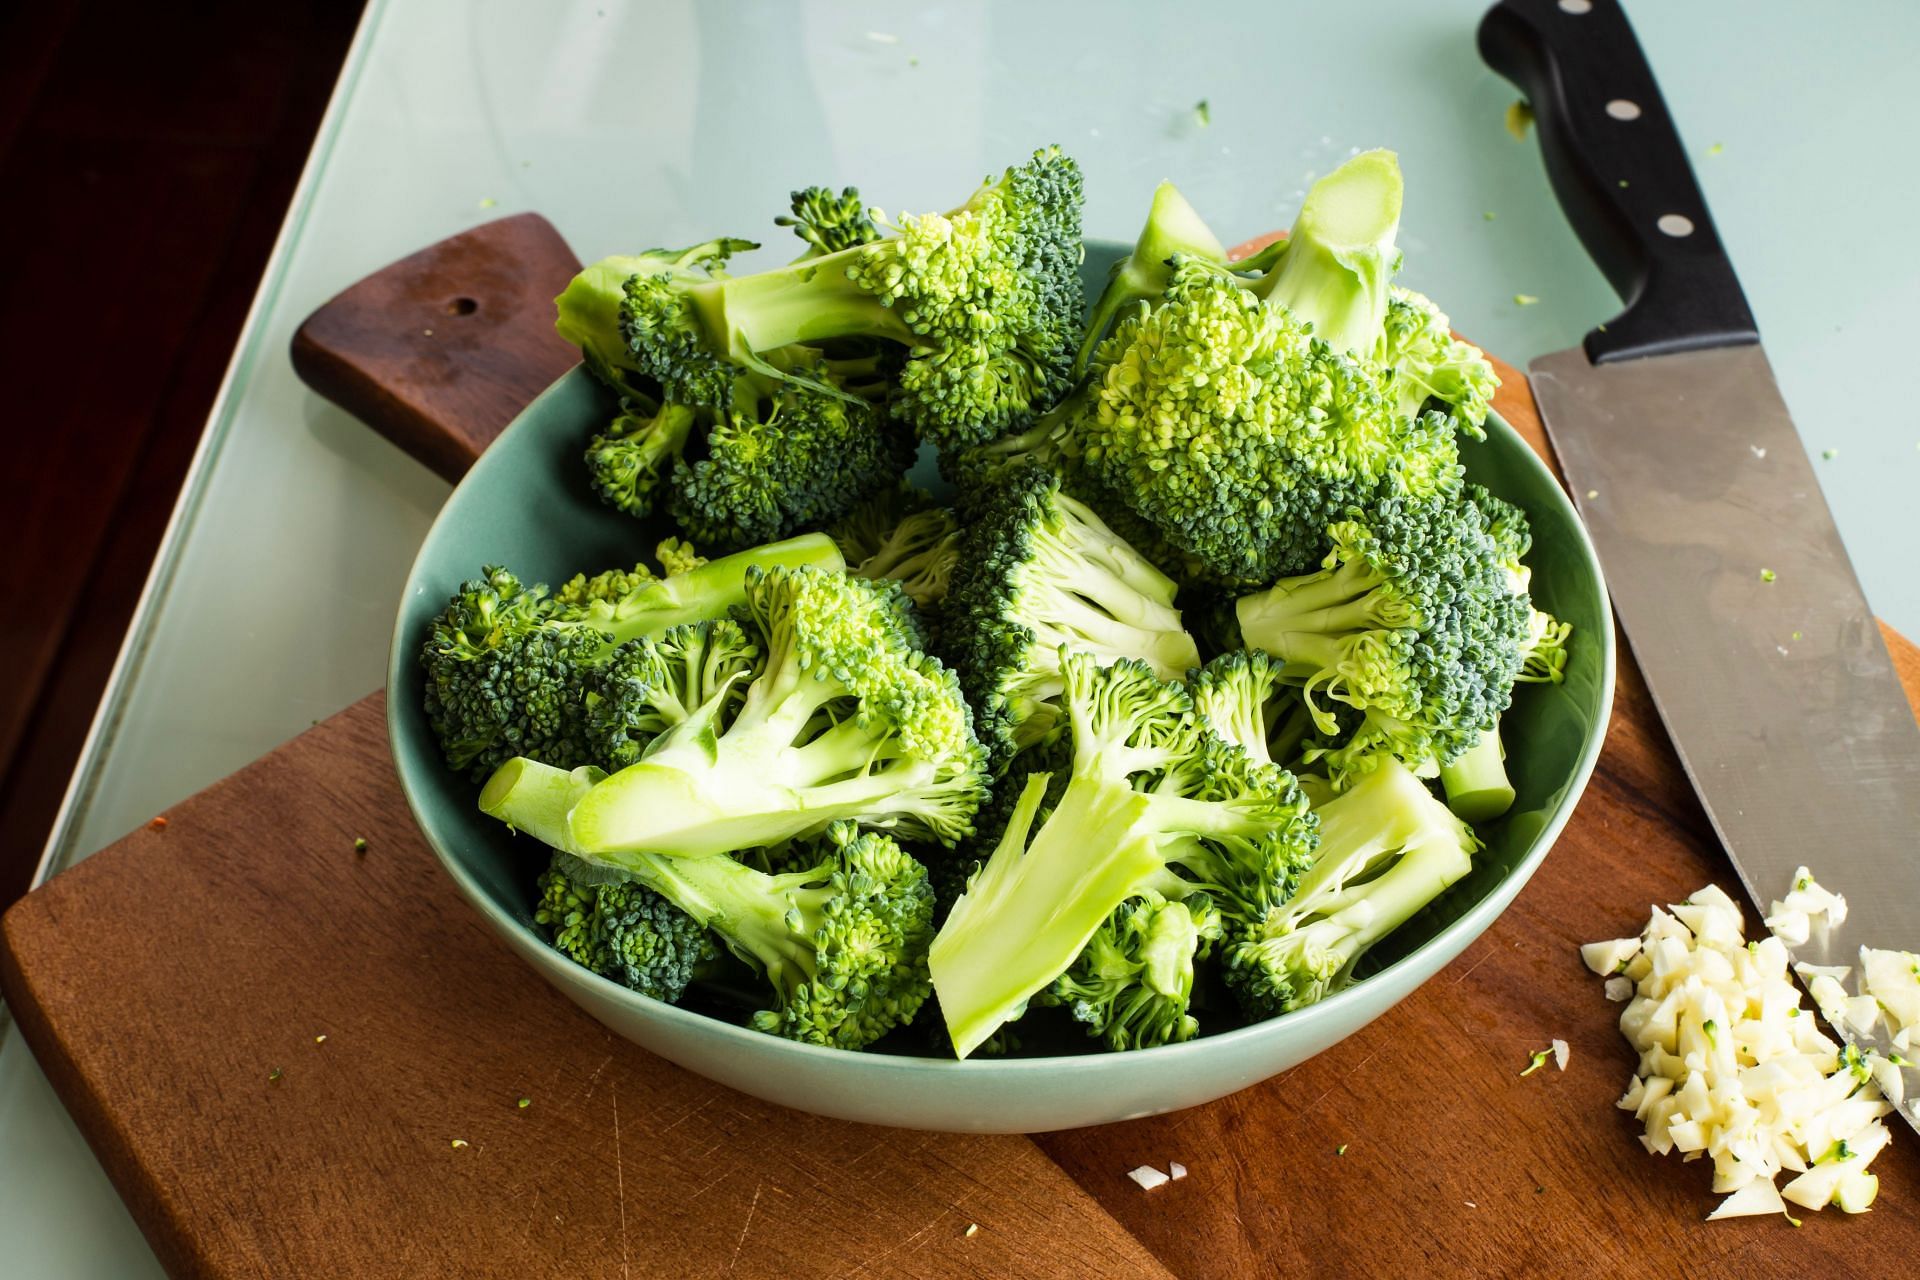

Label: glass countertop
[3,1,1915,1271]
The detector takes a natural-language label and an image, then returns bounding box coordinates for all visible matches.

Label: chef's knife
[1480,0,1920,1120]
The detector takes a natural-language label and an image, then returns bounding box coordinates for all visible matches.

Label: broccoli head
[776,185,881,258]
[1039,892,1224,1051]
[535,852,718,1002]
[929,653,1315,1057]
[942,467,1203,775]
[480,566,989,858]
[418,534,842,779]
[1232,489,1531,786]
[1375,287,1499,441]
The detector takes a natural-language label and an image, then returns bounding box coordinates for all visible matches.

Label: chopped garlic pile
[1584,883,1893,1218]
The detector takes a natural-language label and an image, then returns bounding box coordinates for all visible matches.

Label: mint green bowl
[387,243,1615,1133]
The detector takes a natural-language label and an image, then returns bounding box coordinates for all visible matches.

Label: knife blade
[1482,0,1920,1122]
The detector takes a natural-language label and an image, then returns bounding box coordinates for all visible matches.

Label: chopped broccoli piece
[830,484,961,610]
[1223,757,1478,1015]
[775,185,880,258]
[480,566,988,856]
[929,653,1314,1057]
[1232,489,1530,786]
[1077,180,1229,376]
[535,852,718,1001]
[1376,287,1499,441]
[1039,892,1224,1051]
[942,467,1202,775]
[585,618,763,770]
[1189,648,1324,773]
[419,535,841,778]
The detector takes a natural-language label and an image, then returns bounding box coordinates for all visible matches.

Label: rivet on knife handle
[1478,0,1758,364]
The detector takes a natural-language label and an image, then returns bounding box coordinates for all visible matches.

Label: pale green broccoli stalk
[1233,489,1530,787]
[1039,891,1224,1051]
[1076,180,1230,376]
[420,534,841,778]
[480,567,989,858]
[941,467,1203,775]
[929,653,1314,1058]
[1223,756,1479,1016]
[1437,488,1573,820]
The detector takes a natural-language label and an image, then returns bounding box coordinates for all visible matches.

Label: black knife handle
[1478,0,1757,363]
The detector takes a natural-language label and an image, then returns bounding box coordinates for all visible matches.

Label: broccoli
[1435,488,1573,820]
[1077,181,1229,376]
[560,239,912,548]
[419,534,840,778]
[941,467,1203,775]
[1222,757,1478,1016]
[829,484,962,610]
[1059,151,1497,586]
[775,185,881,258]
[1231,489,1531,787]
[1038,892,1224,1051]
[534,852,718,1001]
[479,566,988,857]
[529,822,933,1050]
[929,653,1315,1057]
[585,618,763,770]
[590,147,1082,455]
[1375,287,1499,441]
[1190,648,1325,775]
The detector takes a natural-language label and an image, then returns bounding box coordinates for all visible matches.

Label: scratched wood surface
[4,219,1918,1277]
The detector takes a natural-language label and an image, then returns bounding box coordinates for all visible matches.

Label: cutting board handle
[290,213,584,481]
[1478,0,1758,364]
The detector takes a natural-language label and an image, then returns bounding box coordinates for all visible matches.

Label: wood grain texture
[0,698,1173,1280]
[288,213,583,481]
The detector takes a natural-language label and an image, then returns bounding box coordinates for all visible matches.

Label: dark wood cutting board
[5,213,1917,1278]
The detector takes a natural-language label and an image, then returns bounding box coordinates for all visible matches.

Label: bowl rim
[387,373,1616,1076]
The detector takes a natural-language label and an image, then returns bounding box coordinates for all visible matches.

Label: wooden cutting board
[5,214,1916,1277]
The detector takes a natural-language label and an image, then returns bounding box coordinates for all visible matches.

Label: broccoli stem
[477,759,604,854]
[1249,148,1403,357]
[1235,557,1420,652]
[687,251,915,360]
[931,774,1164,1058]
[583,533,844,657]
[1438,726,1515,822]
[1077,181,1228,376]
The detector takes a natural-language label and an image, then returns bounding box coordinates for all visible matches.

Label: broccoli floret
[829,484,962,610]
[1069,151,1471,585]
[1435,488,1573,820]
[480,567,989,857]
[1076,180,1230,377]
[1376,287,1499,441]
[585,618,763,770]
[928,653,1315,1057]
[535,852,718,1001]
[942,467,1203,775]
[535,823,932,1049]
[600,147,1083,453]
[776,185,881,258]
[1189,648,1324,773]
[561,240,911,548]
[1223,757,1478,1016]
[1232,489,1531,787]
[1039,892,1224,1051]
[419,535,842,778]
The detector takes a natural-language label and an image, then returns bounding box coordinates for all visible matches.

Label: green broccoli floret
[479,567,989,857]
[419,534,841,778]
[1222,756,1478,1016]
[1076,180,1230,377]
[1038,892,1224,1051]
[1189,648,1324,774]
[929,653,1315,1057]
[597,147,1083,453]
[1435,488,1572,820]
[942,467,1203,775]
[1066,151,1478,586]
[776,185,881,258]
[534,852,718,1001]
[1375,287,1499,441]
[535,823,933,1050]
[561,239,911,548]
[1232,489,1531,787]
[585,618,763,770]
[829,484,962,610]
